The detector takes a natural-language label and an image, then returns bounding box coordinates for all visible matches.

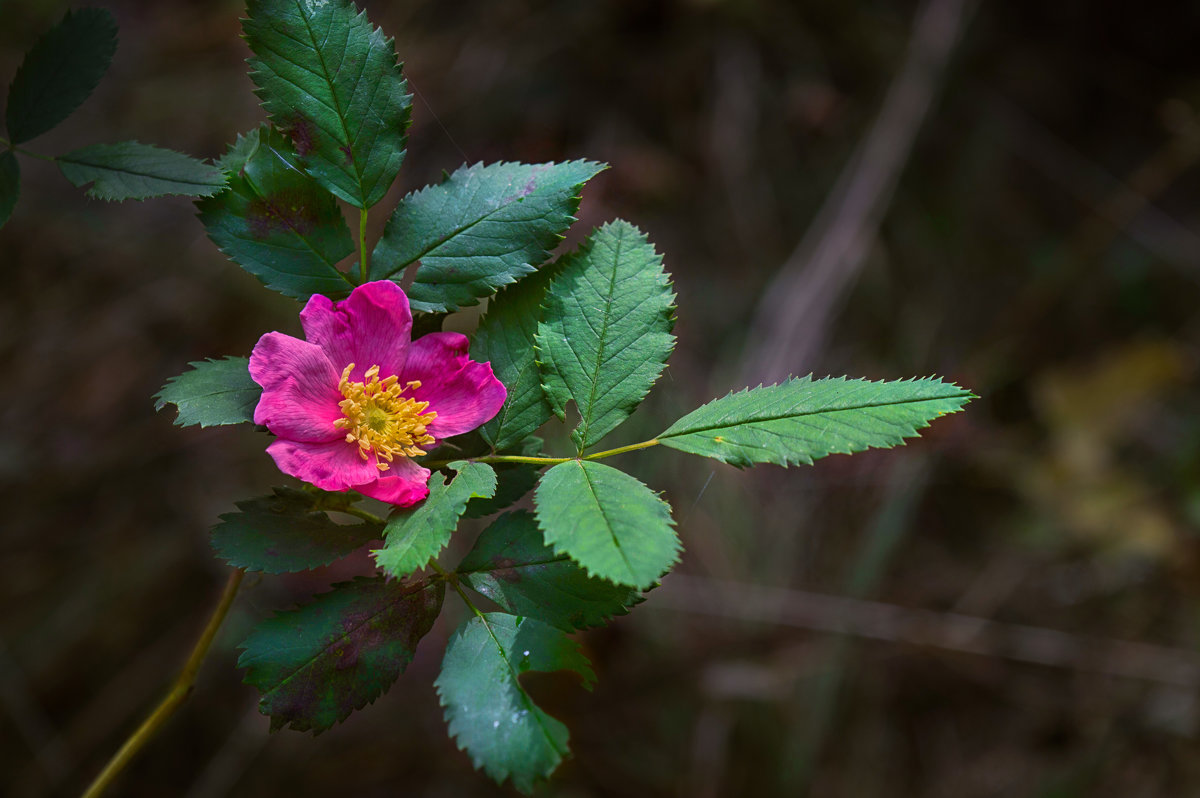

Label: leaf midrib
[662,389,972,439]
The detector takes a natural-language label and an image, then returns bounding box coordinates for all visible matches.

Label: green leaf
[536,220,675,451]
[198,127,356,300]
[472,261,564,451]
[211,487,382,573]
[534,460,678,590]
[371,160,606,312]
[5,8,118,144]
[658,376,975,467]
[153,356,260,428]
[243,0,412,209]
[436,613,595,793]
[57,141,226,201]
[0,151,18,229]
[373,461,497,578]
[458,510,640,631]
[240,576,444,733]
[463,463,538,519]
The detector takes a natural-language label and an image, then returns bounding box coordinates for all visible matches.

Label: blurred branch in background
[742,0,973,383]
[653,575,1200,689]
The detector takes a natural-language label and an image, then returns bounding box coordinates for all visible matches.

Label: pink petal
[353,458,431,507]
[300,281,412,381]
[404,332,508,438]
[249,332,343,442]
[265,438,381,492]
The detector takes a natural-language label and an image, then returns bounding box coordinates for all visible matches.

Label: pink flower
[249,281,507,506]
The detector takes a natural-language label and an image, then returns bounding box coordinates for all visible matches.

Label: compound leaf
[211,486,382,573]
[5,8,118,144]
[458,510,640,631]
[373,461,496,578]
[154,356,260,428]
[240,576,443,733]
[371,160,605,312]
[534,460,678,590]
[198,126,356,300]
[244,0,412,209]
[536,220,675,451]
[0,151,18,229]
[57,141,226,201]
[658,376,974,467]
[436,613,594,793]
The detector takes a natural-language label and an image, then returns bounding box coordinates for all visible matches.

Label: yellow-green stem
[422,438,661,471]
[81,569,245,798]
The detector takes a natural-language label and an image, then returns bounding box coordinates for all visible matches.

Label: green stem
[81,569,245,798]
[0,137,56,163]
[584,438,660,460]
[358,207,369,282]
[423,438,662,470]
[429,561,486,619]
[342,505,385,525]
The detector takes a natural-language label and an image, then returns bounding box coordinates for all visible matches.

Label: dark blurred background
[5,0,1200,795]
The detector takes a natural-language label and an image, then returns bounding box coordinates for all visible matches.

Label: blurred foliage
[5,0,1200,796]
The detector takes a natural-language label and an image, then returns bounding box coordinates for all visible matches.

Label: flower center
[333,363,437,471]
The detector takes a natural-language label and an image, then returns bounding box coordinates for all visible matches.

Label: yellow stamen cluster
[333,363,437,471]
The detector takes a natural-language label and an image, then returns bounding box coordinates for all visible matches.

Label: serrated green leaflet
[373,461,497,578]
[464,463,538,519]
[211,487,382,573]
[436,613,595,794]
[243,0,412,209]
[57,141,226,201]
[0,151,18,229]
[5,8,117,144]
[153,357,260,428]
[536,220,675,452]
[472,261,565,451]
[658,376,974,467]
[535,460,678,590]
[240,576,443,733]
[458,511,640,631]
[198,127,356,300]
[371,160,606,312]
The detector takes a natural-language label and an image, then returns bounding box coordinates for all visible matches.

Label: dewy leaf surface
[211,487,382,573]
[373,461,497,578]
[658,376,974,467]
[5,8,117,144]
[240,576,443,733]
[536,220,675,451]
[198,127,356,300]
[57,141,226,201]
[472,260,565,451]
[535,460,679,590]
[243,0,412,209]
[154,357,261,428]
[436,613,595,794]
[458,510,641,631]
[371,160,605,312]
[0,151,18,229]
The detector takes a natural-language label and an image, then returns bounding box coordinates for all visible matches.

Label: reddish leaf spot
[247,188,320,238]
[491,556,522,583]
[280,115,316,158]
[339,144,353,164]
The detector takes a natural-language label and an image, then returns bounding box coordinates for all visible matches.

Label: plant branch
[421,439,661,470]
[80,569,245,798]
[0,137,56,163]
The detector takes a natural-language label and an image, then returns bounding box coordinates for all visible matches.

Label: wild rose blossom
[248,280,506,506]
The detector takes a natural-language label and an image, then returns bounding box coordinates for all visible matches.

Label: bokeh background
[5,0,1200,795]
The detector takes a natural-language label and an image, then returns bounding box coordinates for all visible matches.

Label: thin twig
[741,0,972,383]
[81,569,245,798]
[653,574,1200,687]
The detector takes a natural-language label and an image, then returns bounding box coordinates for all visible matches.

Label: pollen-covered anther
[333,362,437,470]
